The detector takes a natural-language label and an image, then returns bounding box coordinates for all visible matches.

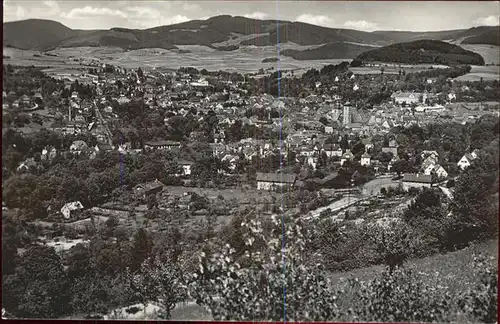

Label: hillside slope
[280,42,374,60]
[355,39,485,65]
[3,17,499,53]
[3,19,77,50]
[462,29,500,46]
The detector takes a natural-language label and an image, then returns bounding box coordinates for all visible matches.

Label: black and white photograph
[2,0,499,321]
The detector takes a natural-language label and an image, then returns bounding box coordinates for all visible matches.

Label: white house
[323,144,343,158]
[61,201,84,220]
[324,126,334,134]
[360,152,371,166]
[457,153,477,170]
[340,149,354,166]
[256,172,296,191]
[306,156,318,170]
[392,92,421,105]
[178,160,194,176]
[70,140,88,154]
[433,165,449,179]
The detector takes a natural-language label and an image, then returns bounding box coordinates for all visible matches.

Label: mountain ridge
[3,16,499,52]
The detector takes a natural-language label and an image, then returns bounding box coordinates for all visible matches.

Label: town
[2,58,498,320]
[2,2,500,320]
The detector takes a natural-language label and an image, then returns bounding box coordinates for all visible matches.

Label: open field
[350,63,448,75]
[456,64,500,81]
[163,185,279,202]
[460,44,500,65]
[5,45,352,73]
[329,238,498,291]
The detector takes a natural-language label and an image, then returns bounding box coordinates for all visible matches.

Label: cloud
[244,12,269,20]
[125,6,161,19]
[296,14,333,27]
[183,3,201,12]
[61,6,127,19]
[162,14,190,25]
[474,15,500,26]
[43,1,60,16]
[343,20,379,31]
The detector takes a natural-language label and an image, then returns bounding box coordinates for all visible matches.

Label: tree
[189,215,339,321]
[126,257,188,319]
[3,246,70,318]
[131,228,152,271]
[319,116,329,125]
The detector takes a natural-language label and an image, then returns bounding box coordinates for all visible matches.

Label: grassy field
[456,65,500,81]
[329,238,498,290]
[460,44,500,65]
[5,45,351,73]
[350,64,447,75]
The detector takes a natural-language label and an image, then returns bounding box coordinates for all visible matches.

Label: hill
[280,42,375,60]
[462,28,500,46]
[3,19,77,50]
[3,17,499,55]
[354,39,485,65]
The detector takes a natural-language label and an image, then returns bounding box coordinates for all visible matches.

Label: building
[324,126,334,134]
[256,172,296,191]
[70,140,89,154]
[382,139,399,156]
[392,91,421,105]
[61,201,84,220]
[402,174,432,191]
[343,103,351,126]
[323,144,343,158]
[457,152,477,170]
[340,149,354,166]
[144,140,181,151]
[361,152,371,166]
[178,160,194,176]
[133,180,164,198]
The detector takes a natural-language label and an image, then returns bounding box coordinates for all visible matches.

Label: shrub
[347,268,453,322]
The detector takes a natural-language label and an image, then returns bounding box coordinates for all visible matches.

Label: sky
[3,1,500,32]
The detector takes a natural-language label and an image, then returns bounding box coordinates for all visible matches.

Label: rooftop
[256,172,296,184]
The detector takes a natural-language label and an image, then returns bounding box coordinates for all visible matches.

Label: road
[93,100,113,145]
[306,195,363,220]
[306,175,402,221]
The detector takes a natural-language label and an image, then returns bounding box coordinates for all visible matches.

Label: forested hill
[354,40,486,66]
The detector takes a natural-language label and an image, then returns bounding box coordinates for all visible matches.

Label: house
[457,152,477,170]
[324,126,334,134]
[95,143,114,152]
[361,152,371,166]
[256,172,296,191]
[134,180,164,197]
[41,146,58,160]
[306,156,318,170]
[70,140,89,154]
[340,149,354,166]
[391,91,421,105]
[382,139,398,156]
[144,140,181,151]
[433,165,449,179]
[362,138,374,151]
[17,158,37,172]
[421,150,439,160]
[117,95,130,105]
[402,174,432,191]
[61,201,84,220]
[322,144,343,158]
[178,160,194,176]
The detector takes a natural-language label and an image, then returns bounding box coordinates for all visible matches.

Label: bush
[347,268,453,322]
